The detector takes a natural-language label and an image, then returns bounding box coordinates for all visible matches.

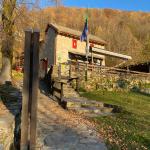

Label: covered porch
[68,50,105,66]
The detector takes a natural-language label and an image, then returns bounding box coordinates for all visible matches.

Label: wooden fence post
[76,77,79,92]
[76,62,80,92]
[21,30,32,150]
[69,63,72,79]
[98,65,101,75]
[58,63,61,80]
[60,82,64,103]
[21,29,40,150]
[77,62,80,75]
[85,62,88,81]
[30,30,40,150]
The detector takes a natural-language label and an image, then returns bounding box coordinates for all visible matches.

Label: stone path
[37,91,107,150]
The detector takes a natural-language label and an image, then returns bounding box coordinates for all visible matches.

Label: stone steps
[63,84,80,98]
[64,97,104,107]
[63,97,114,117]
[84,112,113,118]
[68,106,113,114]
[52,78,116,117]
[52,80,80,98]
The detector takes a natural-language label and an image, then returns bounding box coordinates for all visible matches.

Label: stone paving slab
[0,103,15,150]
[0,145,3,150]
[37,91,107,150]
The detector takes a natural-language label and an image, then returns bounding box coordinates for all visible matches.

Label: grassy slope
[81,91,150,150]
[144,84,150,88]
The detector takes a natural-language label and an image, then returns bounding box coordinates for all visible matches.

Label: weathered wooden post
[60,82,64,103]
[98,64,101,75]
[69,63,72,79]
[21,30,32,150]
[91,46,94,76]
[76,62,80,92]
[21,29,40,150]
[76,78,79,92]
[30,30,40,150]
[58,63,61,80]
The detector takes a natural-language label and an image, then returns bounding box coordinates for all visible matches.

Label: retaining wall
[0,101,15,150]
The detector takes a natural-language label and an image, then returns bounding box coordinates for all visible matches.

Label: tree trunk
[0,0,16,84]
[0,35,13,83]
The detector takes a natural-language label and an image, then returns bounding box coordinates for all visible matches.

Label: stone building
[39,23,132,79]
[40,23,107,67]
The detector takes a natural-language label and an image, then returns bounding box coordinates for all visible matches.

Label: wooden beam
[69,63,72,79]
[30,30,40,150]
[21,30,32,150]
[92,47,132,60]
[85,62,88,81]
[76,77,79,92]
[58,63,61,80]
[21,29,40,150]
[60,82,64,103]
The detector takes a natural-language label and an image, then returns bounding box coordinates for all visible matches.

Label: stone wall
[0,83,22,150]
[79,72,150,92]
[140,88,150,95]
[55,34,105,65]
[0,101,15,150]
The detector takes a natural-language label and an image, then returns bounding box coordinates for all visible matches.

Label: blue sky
[41,0,150,12]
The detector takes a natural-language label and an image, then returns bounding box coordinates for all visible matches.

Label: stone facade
[56,34,105,65]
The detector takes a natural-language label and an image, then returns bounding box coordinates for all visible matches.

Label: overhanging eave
[92,47,132,60]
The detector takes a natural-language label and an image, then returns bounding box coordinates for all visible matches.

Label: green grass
[80,91,150,150]
[143,83,150,88]
[12,70,23,80]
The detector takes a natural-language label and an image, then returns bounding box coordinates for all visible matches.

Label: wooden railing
[53,60,150,83]
[50,62,80,103]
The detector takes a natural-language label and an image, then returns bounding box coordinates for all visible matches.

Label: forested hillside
[8,7,150,66]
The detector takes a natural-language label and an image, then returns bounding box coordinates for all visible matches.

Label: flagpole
[86,8,89,64]
[80,8,89,80]
[86,11,89,81]
[86,33,89,62]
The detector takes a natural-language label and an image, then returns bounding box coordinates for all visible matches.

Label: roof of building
[118,59,150,68]
[45,23,107,45]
